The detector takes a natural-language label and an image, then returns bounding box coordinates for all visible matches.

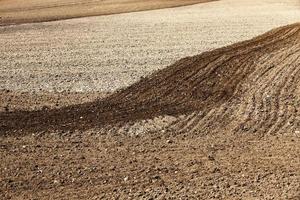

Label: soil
[0,90,109,112]
[1,0,300,199]
[1,23,300,199]
[2,23,300,133]
[0,0,215,25]
[1,130,299,199]
[1,0,299,106]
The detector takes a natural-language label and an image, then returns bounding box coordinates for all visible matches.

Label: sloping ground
[1,24,300,199]
[1,23,300,135]
[0,0,214,25]
[1,0,300,112]
[0,0,300,111]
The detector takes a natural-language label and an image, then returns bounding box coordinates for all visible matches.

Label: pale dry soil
[0,0,214,25]
[1,0,300,111]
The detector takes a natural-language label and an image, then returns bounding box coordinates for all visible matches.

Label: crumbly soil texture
[1,23,300,199]
[1,0,299,104]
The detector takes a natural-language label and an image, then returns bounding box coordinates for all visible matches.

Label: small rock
[4,106,9,112]
[152,175,161,180]
[208,154,215,161]
[166,139,173,144]
[213,184,218,189]
[124,176,129,182]
[212,167,220,173]
[79,156,85,160]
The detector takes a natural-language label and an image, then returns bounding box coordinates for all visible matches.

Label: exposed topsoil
[1,0,300,112]
[0,0,215,25]
[1,23,300,199]
[2,23,300,134]
[1,0,300,199]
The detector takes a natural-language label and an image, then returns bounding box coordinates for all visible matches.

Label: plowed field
[1,0,300,199]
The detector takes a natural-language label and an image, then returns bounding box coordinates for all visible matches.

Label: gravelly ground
[1,0,300,94]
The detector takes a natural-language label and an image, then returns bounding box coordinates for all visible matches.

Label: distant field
[0,0,214,25]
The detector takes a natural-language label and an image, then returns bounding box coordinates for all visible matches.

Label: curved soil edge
[1,23,300,135]
[0,91,110,112]
[0,0,216,26]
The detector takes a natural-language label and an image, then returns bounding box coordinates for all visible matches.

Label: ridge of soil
[1,23,300,136]
[1,23,300,199]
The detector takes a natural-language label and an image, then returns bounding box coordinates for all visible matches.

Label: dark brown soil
[0,90,109,112]
[1,130,299,199]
